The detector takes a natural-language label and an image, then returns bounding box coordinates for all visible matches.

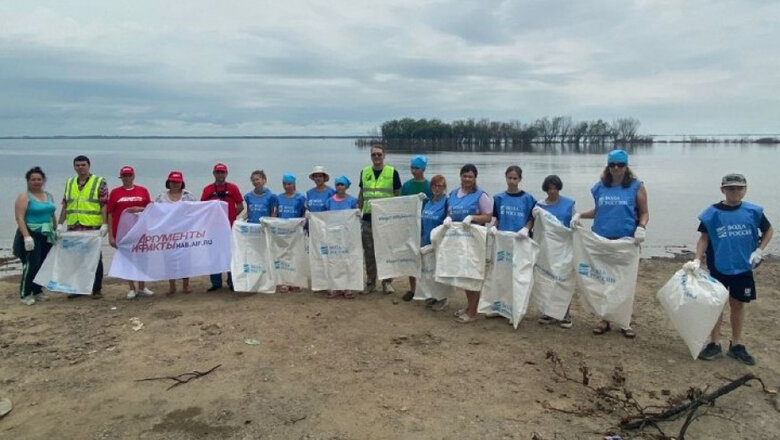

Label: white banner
[308,209,364,291]
[34,231,102,295]
[108,201,231,281]
[231,220,276,293]
[432,222,488,291]
[370,195,422,279]
[261,217,309,288]
[572,225,639,329]
[531,208,576,320]
[478,231,539,328]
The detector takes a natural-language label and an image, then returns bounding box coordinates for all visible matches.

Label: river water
[1,139,777,263]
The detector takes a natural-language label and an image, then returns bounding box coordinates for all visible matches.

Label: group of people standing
[12,143,773,365]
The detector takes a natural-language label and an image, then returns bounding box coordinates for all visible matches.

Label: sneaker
[362,282,376,295]
[559,312,573,329]
[431,298,449,312]
[207,285,221,292]
[382,281,395,294]
[126,290,137,299]
[537,315,556,325]
[138,287,154,296]
[21,296,36,306]
[34,292,48,302]
[698,342,722,360]
[402,291,414,302]
[727,343,756,366]
[91,292,103,299]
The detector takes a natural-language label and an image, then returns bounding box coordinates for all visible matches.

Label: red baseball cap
[119,166,135,176]
[167,171,184,183]
[213,163,228,173]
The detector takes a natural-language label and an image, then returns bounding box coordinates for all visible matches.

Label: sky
[1,0,778,136]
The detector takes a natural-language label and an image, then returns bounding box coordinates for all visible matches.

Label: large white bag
[657,266,728,359]
[413,244,455,301]
[432,223,488,291]
[370,196,422,280]
[531,207,576,320]
[231,221,276,293]
[572,225,639,329]
[478,231,539,328]
[261,217,309,289]
[308,210,364,291]
[34,231,102,295]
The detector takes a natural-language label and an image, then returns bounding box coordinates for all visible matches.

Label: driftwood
[136,364,222,390]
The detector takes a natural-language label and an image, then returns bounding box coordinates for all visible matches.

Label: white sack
[531,208,576,320]
[261,217,309,288]
[657,266,728,359]
[370,196,422,280]
[308,210,364,291]
[231,221,276,293]
[478,231,539,328]
[413,244,455,301]
[572,225,639,329]
[432,223,488,291]
[34,231,102,295]
[109,201,231,281]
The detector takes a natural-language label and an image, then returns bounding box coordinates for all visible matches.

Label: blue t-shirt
[306,186,335,213]
[448,188,485,222]
[421,196,447,246]
[277,193,306,219]
[244,188,278,223]
[591,179,641,239]
[493,191,536,232]
[699,202,765,275]
[536,196,575,227]
[325,195,358,211]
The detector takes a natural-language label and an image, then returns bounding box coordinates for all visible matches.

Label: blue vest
[421,196,448,246]
[244,189,277,223]
[494,191,537,232]
[277,193,306,219]
[325,195,358,211]
[538,196,575,227]
[306,186,335,212]
[699,202,763,274]
[591,179,641,238]
[448,188,485,222]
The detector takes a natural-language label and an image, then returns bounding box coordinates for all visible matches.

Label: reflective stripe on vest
[64,175,103,227]
[361,165,395,214]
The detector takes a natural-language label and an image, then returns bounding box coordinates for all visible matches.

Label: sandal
[279,285,290,293]
[344,291,355,300]
[620,327,636,339]
[454,308,467,317]
[327,290,343,299]
[592,321,611,335]
[454,313,478,324]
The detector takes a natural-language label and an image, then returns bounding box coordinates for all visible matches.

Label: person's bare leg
[709,311,724,343]
[729,298,745,345]
[465,290,480,317]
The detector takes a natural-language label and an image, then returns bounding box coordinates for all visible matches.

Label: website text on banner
[231,220,276,293]
[261,217,309,289]
[370,195,423,280]
[109,201,231,281]
[308,209,364,292]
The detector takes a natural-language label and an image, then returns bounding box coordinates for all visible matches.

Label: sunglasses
[371,152,383,157]
[722,186,745,191]
[608,162,626,168]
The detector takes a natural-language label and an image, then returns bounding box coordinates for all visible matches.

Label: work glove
[569,213,582,228]
[634,225,646,244]
[99,224,108,237]
[749,249,763,269]
[682,259,700,272]
[518,227,530,238]
[24,236,35,252]
[417,193,428,201]
[531,206,542,219]
[56,223,67,240]
[443,217,453,227]
[462,215,473,227]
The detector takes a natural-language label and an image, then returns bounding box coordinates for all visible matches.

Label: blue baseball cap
[282,173,296,184]
[334,175,351,188]
[410,155,428,170]
[607,149,629,165]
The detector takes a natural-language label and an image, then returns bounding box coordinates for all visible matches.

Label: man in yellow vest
[57,155,109,299]
[358,142,401,294]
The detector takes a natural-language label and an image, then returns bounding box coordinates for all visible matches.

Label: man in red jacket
[201,163,243,291]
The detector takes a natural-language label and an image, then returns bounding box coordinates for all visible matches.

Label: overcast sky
[1,1,778,136]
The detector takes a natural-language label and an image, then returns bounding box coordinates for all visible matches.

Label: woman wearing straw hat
[306,166,335,213]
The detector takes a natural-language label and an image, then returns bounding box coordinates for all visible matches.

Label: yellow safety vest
[361,165,395,214]
[64,175,104,227]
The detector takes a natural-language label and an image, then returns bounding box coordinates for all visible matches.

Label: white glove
[531,206,542,218]
[462,215,473,227]
[682,259,700,272]
[443,217,453,227]
[24,236,35,251]
[518,227,529,238]
[634,225,646,244]
[56,223,67,240]
[569,213,582,228]
[100,224,108,237]
[749,249,763,269]
[417,193,428,201]
[355,209,362,218]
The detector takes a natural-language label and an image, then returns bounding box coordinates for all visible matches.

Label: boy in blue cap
[691,173,773,365]
[401,155,432,300]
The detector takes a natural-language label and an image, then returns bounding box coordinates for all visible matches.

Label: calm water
[1,139,778,262]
